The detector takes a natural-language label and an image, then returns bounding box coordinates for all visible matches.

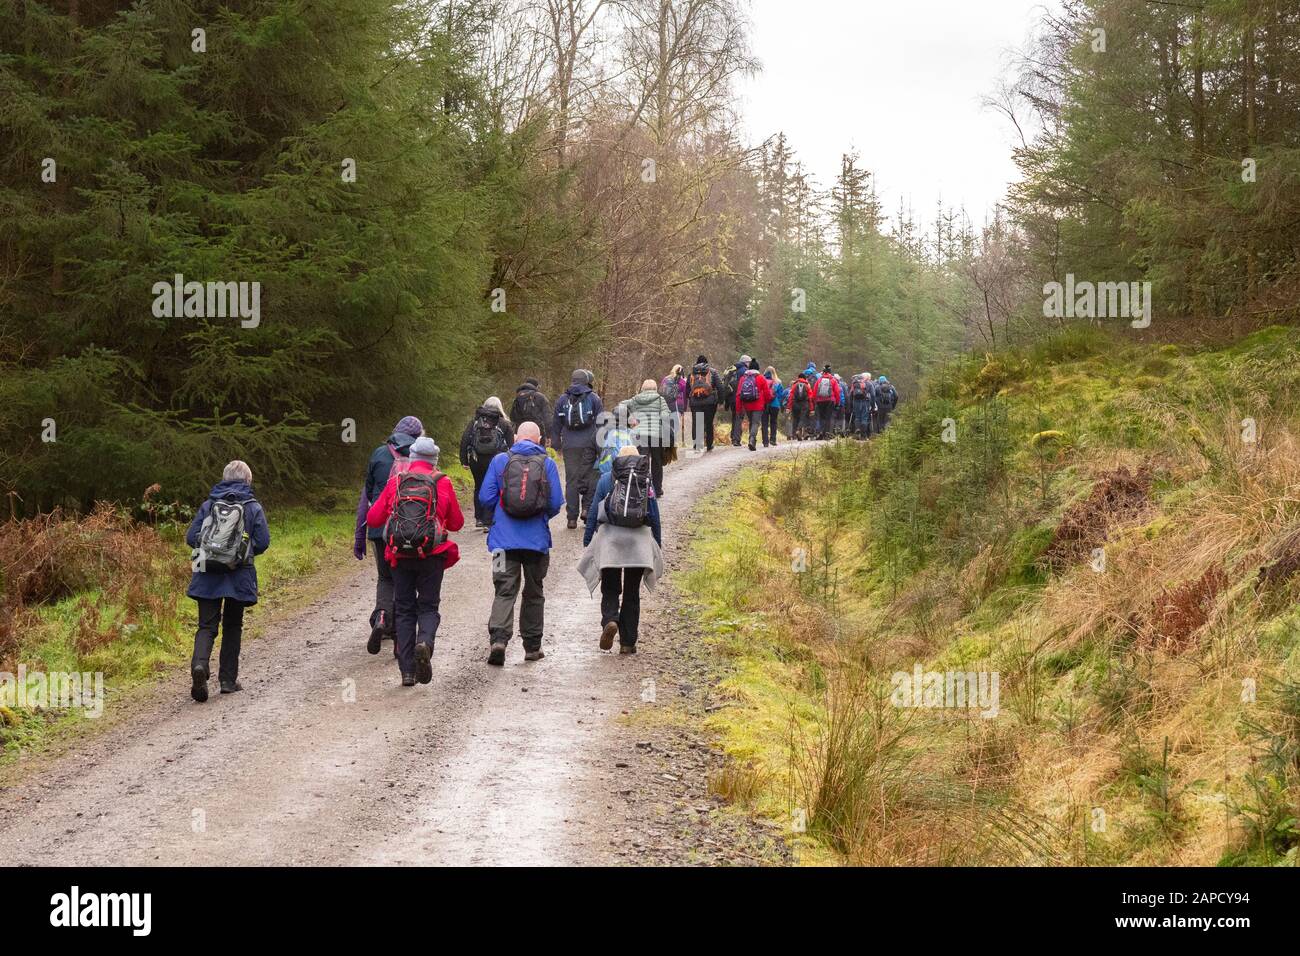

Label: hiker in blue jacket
[478,421,565,665]
[554,369,604,530]
[185,461,271,702]
[849,373,877,438]
[579,446,664,654]
[353,415,423,655]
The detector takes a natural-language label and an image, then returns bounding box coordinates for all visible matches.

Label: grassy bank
[680,327,1300,866]
[0,462,473,762]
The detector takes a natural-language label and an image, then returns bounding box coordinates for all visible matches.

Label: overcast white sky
[737,0,1055,229]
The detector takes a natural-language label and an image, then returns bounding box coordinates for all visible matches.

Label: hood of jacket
[208,479,255,502]
[691,362,711,376]
[507,438,547,456]
[565,383,593,399]
[627,389,664,411]
[388,431,418,455]
[475,406,503,423]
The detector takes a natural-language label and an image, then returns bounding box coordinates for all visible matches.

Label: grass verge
[679,327,1300,866]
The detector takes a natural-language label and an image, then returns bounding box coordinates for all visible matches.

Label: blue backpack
[564,391,595,429]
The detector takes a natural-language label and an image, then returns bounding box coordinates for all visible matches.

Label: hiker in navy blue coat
[353,415,423,655]
[554,369,604,529]
[185,461,270,702]
[478,422,564,665]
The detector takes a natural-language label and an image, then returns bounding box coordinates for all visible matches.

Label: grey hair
[222,460,253,484]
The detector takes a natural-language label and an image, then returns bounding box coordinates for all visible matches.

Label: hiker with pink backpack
[365,437,464,687]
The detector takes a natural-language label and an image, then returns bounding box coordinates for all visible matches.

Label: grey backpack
[195,499,252,570]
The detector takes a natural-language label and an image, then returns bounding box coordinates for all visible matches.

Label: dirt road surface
[0,440,796,866]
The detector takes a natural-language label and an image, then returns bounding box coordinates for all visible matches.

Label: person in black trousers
[459,396,514,531]
[184,460,271,702]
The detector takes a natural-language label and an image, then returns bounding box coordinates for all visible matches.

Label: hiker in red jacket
[366,437,464,687]
[731,359,773,451]
[812,364,841,439]
[786,371,815,440]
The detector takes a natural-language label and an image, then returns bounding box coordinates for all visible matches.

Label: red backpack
[384,472,447,561]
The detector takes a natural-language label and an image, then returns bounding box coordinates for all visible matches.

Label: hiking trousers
[790,407,808,440]
[816,403,835,438]
[193,597,246,685]
[852,400,873,438]
[690,406,717,451]
[562,444,598,520]
[489,549,549,652]
[637,444,665,497]
[600,567,645,647]
[370,547,395,635]
[732,408,759,447]
[392,555,445,676]
[761,407,780,446]
[470,456,494,526]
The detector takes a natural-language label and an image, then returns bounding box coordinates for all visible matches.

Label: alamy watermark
[151,273,261,328]
[50,886,151,936]
[890,664,999,719]
[1,665,105,719]
[1043,274,1151,329]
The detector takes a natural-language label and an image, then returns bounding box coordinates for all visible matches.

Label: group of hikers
[676,354,899,447]
[182,357,898,699]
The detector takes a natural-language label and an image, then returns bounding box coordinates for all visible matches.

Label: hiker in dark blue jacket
[185,461,270,702]
[478,422,565,664]
[554,369,604,530]
[579,447,664,654]
[875,375,898,433]
[846,373,871,438]
[353,415,422,655]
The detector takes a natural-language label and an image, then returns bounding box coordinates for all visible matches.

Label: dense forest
[982,0,1300,342]
[3,0,1298,510]
[0,0,963,511]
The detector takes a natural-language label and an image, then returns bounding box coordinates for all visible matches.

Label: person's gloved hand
[353,528,366,561]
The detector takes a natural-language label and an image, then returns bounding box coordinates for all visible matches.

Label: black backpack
[513,389,546,426]
[500,452,549,518]
[606,455,651,528]
[792,380,810,403]
[881,383,898,410]
[473,412,506,457]
[384,472,446,558]
[564,391,595,429]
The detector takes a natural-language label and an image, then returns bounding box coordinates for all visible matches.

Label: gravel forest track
[0,440,796,866]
